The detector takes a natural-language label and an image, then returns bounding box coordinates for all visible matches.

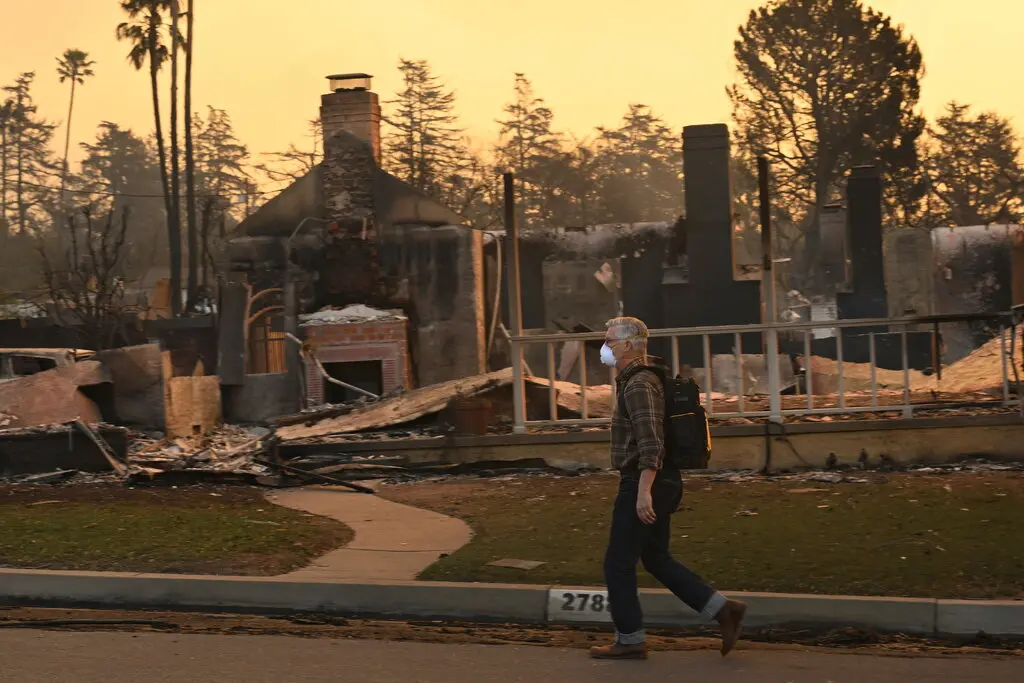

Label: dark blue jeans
[603,471,721,642]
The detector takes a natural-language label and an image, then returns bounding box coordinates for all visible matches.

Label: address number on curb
[546,589,613,623]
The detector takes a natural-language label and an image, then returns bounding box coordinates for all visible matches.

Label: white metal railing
[507,312,1022,433]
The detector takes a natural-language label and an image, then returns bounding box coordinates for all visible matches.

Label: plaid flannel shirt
[610,358,666,472]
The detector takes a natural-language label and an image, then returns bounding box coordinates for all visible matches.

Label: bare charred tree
[255,118,323,184]
[40,207,134,350]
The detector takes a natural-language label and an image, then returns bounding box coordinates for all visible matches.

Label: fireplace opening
[323,360,384,403]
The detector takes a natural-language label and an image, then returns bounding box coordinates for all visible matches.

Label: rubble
[299,304,406,326]
[126,425,272,479]
[14,470,79,485]
[0,323,1016,490]
[275,369,513,442]
[378,458,1024,488]
[0,422,130,478]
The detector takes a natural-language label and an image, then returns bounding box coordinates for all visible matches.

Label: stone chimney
[320,73,381,165]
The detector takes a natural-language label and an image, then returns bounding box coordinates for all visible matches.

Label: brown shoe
[715,599,747,656]
[589,642,648,660]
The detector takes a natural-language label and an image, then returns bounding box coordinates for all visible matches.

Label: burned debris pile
[127,425,270,478]
[1,324,1019,488]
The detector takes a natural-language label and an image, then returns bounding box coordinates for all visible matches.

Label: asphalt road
[1,630,1019,683]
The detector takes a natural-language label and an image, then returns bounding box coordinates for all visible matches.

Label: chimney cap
[327,73,373,91]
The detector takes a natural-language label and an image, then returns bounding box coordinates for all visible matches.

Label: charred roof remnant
[484,221,676,261]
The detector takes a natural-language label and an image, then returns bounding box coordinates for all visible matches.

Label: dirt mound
[812,326,1022,393]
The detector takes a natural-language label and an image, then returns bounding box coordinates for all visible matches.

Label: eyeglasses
[604,335,643,347]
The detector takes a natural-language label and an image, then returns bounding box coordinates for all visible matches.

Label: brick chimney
[320,73,381,165]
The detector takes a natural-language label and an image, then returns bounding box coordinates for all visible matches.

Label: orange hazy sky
[2,0,1022,176]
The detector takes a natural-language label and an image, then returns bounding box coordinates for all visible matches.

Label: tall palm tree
[56,49,96,207]
[168,0,183,312]
[183,0,198,308]
[116,0,181,315]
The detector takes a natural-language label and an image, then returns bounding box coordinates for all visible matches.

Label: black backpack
[617,365,712,470]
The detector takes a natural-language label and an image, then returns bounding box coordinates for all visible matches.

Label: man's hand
[636,489,656,525]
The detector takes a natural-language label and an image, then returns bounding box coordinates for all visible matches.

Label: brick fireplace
[302,314,412,407]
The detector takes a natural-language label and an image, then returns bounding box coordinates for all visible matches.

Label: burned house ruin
[226,74,486,411]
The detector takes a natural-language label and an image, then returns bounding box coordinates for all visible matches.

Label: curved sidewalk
[267,486,471,582]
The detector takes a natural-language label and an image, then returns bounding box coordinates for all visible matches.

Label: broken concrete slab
[0,361,108,429]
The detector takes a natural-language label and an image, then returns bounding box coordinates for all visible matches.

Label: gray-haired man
[589,316,746,660]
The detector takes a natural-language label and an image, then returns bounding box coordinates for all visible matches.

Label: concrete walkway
[267,486,471,581]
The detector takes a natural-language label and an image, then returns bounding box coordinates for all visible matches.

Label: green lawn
[0,485,352,575]
[381,472,1024,600]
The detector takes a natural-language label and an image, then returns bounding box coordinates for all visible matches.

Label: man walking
[589,316,746,660]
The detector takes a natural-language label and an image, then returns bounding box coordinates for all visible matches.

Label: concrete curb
[0,569,1020,637]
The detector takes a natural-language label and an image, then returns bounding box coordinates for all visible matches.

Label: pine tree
[923,102,1024,226]
[729,0,925,278]
[68,123,164,282]
[595,104,682,223]
[384,58,470,205]
[192,106,250,283]
[0,73,58,238]
[494,73,562,229]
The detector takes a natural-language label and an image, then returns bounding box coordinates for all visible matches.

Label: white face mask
[599,343,617,367]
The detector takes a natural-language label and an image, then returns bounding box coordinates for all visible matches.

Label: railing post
[836,327,846,411]
[510,338,526,433]
[766,326,782,421]
[546,342,558,421]
[804,330,813,411]
[671,336,680,378]
[757,156,781,422]
[702,334,714,416]
[869,332,878,410]
[579,344,589,420]
[901,325,912,419]
[1000,323,1010,406]
[504,172,527,434]
[734,332,744,414]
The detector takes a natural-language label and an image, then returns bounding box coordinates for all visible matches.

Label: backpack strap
[615,365,664,420]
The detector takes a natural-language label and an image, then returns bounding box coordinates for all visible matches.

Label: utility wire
[10,178,293,200]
